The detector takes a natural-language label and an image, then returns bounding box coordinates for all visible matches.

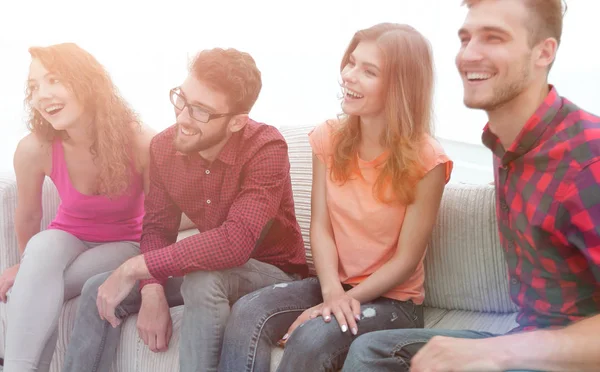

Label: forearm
[346,257,417,303]
[496,315,600,372]
[311,228,344,298]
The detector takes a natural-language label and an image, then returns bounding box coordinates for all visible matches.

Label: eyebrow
[179,87,217,112]
[27,72,52,84]
[458,26,511,38]
[349,54,381,72]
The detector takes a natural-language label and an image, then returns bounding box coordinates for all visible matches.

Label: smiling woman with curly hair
[0,42,155,372]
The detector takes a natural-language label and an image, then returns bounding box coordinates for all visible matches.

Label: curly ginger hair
[26,43,140,197]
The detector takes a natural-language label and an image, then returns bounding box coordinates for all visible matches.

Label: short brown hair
[462,0,565,47]
[189,48,262,113]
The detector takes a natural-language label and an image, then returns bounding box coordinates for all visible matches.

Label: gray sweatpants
[4,228,140,372]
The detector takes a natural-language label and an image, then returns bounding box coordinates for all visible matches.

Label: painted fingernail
[355,314,361,321]
[341,324,348,332]
[282,333,289,340]
[324,316,331,321]
[352,327,357,335]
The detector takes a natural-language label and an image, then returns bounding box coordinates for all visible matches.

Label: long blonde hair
[330,23,434,205]
[26,43,140,197]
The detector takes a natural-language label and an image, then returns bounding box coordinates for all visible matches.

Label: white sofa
[0,125,518,371]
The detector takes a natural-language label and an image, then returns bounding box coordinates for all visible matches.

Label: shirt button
[206,199,211,204]
[500,200,509,212]
[205,170,210,175]
[511,278,519,285]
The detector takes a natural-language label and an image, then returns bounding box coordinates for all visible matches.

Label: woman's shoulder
[14,133,52,175]
[418,134,452,180]
[308,118,343,158]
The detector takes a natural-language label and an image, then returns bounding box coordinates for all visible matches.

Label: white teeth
[181,127,198,136]
[466,72,493,81]
[345,88,364,99]
[44,104,64,113]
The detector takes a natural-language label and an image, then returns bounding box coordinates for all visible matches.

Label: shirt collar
[482,85,563,163]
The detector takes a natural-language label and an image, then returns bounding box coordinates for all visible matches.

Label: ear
[229,114,249,133]
[535,37,559,70]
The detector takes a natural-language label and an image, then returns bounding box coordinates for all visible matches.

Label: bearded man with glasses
[61,48,308,372]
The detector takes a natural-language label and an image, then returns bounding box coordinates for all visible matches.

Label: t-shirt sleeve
[308,121,334,165]
[420,136,453,183]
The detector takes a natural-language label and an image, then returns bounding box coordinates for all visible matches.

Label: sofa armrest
[0,173,60,271]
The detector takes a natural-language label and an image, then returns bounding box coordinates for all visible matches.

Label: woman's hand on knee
[0,264,20,302]
[280,304,324,345]
[321,293,361,335]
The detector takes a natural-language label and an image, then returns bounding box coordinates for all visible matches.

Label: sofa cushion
[424,307,517,334]
[423,184,518,314]
[279,126,315,273]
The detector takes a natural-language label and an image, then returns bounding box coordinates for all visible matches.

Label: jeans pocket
[392,300,421,327]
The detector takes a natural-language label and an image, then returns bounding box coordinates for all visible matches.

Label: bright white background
[1,0,598,182]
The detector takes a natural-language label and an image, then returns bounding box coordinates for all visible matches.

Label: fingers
[309,307,322,319]
[97,291,120,328]
[156,330,167,352]
[285,315,305,338]
[282,310,311,343]
[351,299,361,321]
[148,333,157,353]
[166,322,173,349]
[0,282,10,303]
[138,327,149,347]
[96,293,105,321]
[321,306,332,322]
[341,302,358,335]
[104,304,121,328]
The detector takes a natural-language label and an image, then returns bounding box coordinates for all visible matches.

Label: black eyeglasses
[169,87,246,123]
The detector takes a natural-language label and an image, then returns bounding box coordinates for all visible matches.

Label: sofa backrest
[279,125,518,314]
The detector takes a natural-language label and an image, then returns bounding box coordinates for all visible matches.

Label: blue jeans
[219,277,424,372]
[342,328,537,372]
[61,259,297,372]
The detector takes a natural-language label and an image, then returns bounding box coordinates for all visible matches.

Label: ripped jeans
[219,277,424,372]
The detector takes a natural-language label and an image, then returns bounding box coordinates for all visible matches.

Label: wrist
[141,283,166,298]
[122,255,150,280]
[321,282,345,300]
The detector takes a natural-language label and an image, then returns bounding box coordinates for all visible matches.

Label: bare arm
[13,134,48,255]
[347,164,446,303]
[310,153,345,299]
[468,314,598,372]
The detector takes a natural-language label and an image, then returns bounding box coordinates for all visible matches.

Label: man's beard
[173,122,228,154]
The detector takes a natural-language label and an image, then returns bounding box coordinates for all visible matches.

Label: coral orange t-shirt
[308,120,453,304]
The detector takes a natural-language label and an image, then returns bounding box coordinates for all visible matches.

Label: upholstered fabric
[0,126,519,371]
[424,183,519,314]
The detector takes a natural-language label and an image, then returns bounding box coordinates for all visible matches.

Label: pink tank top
[47,139,145,243]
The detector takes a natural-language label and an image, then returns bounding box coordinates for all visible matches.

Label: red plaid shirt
[139,120,308,289]
[483,86,600,331]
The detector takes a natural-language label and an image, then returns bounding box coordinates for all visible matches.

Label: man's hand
[138,284,172,352]
[410,336,506,372]
[97,256,149,328]
[0,264,20,302]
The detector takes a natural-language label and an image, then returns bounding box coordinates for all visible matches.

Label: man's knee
[180,270,225,303]
[81,272,112,300]
[345,333,380,367]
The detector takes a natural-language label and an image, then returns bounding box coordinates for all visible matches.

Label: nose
[36,82,53,101]
[458,40,484,63]
[175,105,193,124]
[341,66,358,85]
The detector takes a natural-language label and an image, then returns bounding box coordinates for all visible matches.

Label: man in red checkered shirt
[343,1,600,371]
[62,48,308,372]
